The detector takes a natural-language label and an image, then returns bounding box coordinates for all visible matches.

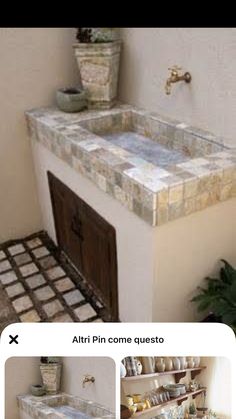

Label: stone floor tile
[5,283,25,298]
[8,244,25,256]
[0,250,6,261]
[43,299,64,317]
[34,285,55,301]
[26,237,42,249]
[46,266,66,280]
[0,260,11,273]
[0,271,18,285]
[19,262,39,277]
[63,289,84,306]
[12,295,33,313]
[39,256,57,270]
[74,303,97,321]
[20,310,40,322]
[54,277,75,293]
[32,246,50,259]
[53,313,73,322]
[25,274,46,289]
[14,252,32,266]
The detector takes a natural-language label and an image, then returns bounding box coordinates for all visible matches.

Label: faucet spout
[165,66,191,95]
[82,374,95,388]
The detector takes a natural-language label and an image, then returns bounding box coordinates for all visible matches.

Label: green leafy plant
[189,402,196,415]
[191,259,236,332]
[76,28,119,43]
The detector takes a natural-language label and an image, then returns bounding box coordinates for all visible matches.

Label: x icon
[9,335,19,344]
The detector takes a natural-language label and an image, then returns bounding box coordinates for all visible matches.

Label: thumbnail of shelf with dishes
[120,357,231,419]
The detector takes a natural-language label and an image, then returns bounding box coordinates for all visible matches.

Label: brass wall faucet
[165,66,191,95]
[82,374,95,388]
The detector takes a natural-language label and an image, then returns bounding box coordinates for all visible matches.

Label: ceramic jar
[179,356,187,370]
[164,357,173,371]
[172,357,181,370]
[156,357,165,372]
[142,357,155,374]
[187,357,195,369]
[136,360,143,375]
[193,357,201,367]
[120,362,127,378]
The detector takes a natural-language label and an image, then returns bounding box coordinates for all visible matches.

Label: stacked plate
[163,384,186,398]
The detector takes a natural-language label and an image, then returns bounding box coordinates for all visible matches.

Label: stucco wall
[154,198,236,322]
[0,28,78,242]
[5,357,41,419]
[120,28,236,147]
[61,357,115,412]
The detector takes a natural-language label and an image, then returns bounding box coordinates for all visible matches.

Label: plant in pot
[189,402,197,418]
[191,259,236,333]
[73,28,121,109]
[40,357,62,394]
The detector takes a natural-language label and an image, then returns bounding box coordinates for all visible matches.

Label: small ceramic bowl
[31,384,46,397]
[56,87,88,113]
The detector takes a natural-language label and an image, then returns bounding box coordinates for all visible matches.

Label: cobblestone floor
[0,231,108,332]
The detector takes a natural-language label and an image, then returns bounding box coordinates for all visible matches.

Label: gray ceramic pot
[31,384,46,396]
[56,87,88,113]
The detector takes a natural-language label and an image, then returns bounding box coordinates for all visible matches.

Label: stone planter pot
[40,363,62,394]
[56,87,88,113]
[73,40,122,109]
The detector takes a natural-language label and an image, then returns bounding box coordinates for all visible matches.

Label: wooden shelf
[121,367,206,383]
[132,388,206,419]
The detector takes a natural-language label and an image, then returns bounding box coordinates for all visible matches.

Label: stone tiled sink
[26,104,236,226]
[17,393,115,418]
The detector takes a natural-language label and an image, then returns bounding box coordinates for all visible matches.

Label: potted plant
[191,259,236,333]
[40,357,62,394]
[73,28,121,109]
[189,402,197,418]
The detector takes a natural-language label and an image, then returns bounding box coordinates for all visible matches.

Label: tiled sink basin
[26,104,236,226]
[17,393,115,418]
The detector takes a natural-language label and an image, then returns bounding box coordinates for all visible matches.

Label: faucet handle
[168,65,182,73]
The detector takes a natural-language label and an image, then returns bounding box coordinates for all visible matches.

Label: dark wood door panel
[47,171,118,320]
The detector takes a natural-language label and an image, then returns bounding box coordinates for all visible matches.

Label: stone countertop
[17,393,114,418]
[26,104,236,227]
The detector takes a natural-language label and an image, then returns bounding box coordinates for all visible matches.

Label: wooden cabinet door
[48,172,118,320]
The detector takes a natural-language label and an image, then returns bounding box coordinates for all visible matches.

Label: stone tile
[54,277,75,293]
[168,184,183,204]
[14,252,32,266]
[74,303,97,321]
[184,179,199,199]
[0,271,18,285]
[0,250,6,261]
[5,283,25,298]
[43,300,64,317]
[34,286,55,301]
[19,263,39,277]
[46,266,66,280]
[8,244,25,256]
[26,237,42,249]
[63,289,84,306]
[0,260,11,273]
[39,256,57,270]
[52,313,73,322]
[26,274,46,289]
[12,295,33,313]
[20,310,41,322]
[32,246,50,259]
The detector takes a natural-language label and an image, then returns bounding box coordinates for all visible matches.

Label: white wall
[61,357,115,412]
[5,357,41,419]
[120,28,236,148]
[154,198,236,322]
[0,28,79,242]
[200,357,231,418]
